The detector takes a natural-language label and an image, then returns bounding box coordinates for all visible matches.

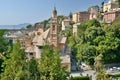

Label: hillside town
[0,0,120,80]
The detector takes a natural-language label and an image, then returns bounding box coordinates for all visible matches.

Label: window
[52,25,55,31]
[30,53,33,55]
[53,35,57,39]
[38,46,43,49]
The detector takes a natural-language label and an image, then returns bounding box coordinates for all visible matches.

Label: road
[70,70,96,80]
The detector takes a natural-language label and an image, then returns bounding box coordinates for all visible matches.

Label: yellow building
[72,12,90,23]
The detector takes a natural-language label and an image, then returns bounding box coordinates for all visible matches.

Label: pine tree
[26,58,40,80]
[39,45,69,80]
[0,41,27,80]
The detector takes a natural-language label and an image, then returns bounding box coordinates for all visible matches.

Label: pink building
[73,11,98,23]
[104,11,120,23]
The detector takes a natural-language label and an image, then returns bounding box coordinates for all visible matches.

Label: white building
[89,5,99,13]
[62,19,72,30]
[103,0,119,12]
[73,23,79,36]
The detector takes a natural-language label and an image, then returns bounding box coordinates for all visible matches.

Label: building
[103,0,119,12]
[88,5,99,13]
[25,7,71,72]
[72,12,90,23]
[62,19,72,30]
[89,13,97,20]
[73,23,80,36]
[72,11,98,23]
[5,28,39,49]
[88,5,99,20]
[35,23,44,34]
[104,11,120,23]
[18,35,32,48]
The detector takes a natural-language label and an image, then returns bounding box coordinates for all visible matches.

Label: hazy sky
[0,0,108,25]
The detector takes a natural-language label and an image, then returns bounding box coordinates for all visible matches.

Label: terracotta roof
[33,28,50,46]
[32,35,39,43]
[42,28,50,39]
[36,36,45,46]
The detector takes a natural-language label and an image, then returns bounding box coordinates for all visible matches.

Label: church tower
[50,7,59,47]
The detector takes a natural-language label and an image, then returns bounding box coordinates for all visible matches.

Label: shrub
[108,74,120,77]
[70,76,90,80]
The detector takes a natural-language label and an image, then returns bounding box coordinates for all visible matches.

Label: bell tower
[50,7,59,47]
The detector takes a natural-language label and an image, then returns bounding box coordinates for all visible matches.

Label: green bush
[108,74,120,77]
[70,76,90,80]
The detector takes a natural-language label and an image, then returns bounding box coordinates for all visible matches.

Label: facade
[73,23,79,36]
[89,13,97,20]
[88,6,99,20]
[25,8,71,72]
[103,0,119,12]
[104,11,120,23]
[88,5,99,13]
[5,29,34,48]
[4,28,46,50]
[35,23,44,34]
[72,12,90,23]
[5,33,18,44]
[18,35,32,48]
[62,19,72,30]
[72,11,98,23]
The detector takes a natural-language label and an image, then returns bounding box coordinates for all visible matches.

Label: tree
[40,17,51,29]
[101,1,104,12]
[111,15,120,27]
[116,0,120,7]
[0,30,6,37]
[75,18,120,65]
[94,54,111,80]
[38,45,69,80]
[69,12,73,20]
[77,43,97,65]
[0,30,10,73]
[76,19,105,65]
[96,12,103,21]
[101,16,120,63]
[26,58,40,80]
[57,15,65,26]
[26,24,33,29]
[0,30,8,54]
[0,41,27,80]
